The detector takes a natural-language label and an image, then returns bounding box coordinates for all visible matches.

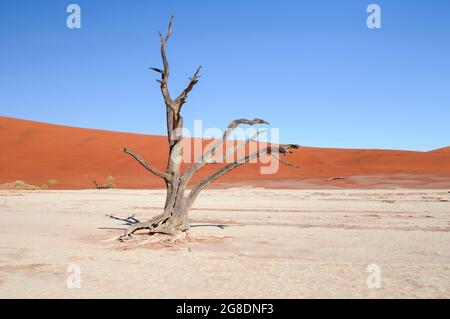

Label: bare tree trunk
[112,15,298,241]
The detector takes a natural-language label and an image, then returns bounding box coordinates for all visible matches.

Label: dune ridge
[0,116,449,189]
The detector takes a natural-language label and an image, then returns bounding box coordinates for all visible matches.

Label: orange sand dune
[429,146,450,155]
[1,116,449,189]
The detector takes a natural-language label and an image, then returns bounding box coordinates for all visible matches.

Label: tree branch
[207,128,268,164]
[271,153,299,168]
[181,118,269,185]
[186,144,299,208]
[123,147,170,181]
[174,66,202,108]
[208,118,269,159]
[154,14,175,111]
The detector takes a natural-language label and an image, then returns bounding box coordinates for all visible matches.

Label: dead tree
[114,16,298,241]
[93,180,112,190]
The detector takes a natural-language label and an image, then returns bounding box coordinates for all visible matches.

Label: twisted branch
[152,14,174,110]
[175,66,202,109]
[181,118,269,185]
[123,148,170,181]
[186,144,299,209]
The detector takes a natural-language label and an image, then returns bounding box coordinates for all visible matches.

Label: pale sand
[0,188,449,298]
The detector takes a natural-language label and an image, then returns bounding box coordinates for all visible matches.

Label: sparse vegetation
[105,175,115,187]
[47,179,58,186]
[0,180,40,190]
[0,179,59,190]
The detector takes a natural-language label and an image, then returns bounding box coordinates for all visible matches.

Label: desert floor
[0,188,449,298]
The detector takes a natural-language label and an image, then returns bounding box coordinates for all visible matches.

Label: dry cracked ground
[0,188,449,298]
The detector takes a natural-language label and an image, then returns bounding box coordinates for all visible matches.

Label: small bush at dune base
[47,179,58,186]
[105,175,115,188]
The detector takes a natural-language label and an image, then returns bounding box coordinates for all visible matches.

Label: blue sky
[1,0,449,151]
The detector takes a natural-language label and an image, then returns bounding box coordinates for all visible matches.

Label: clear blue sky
[1,0,449,151]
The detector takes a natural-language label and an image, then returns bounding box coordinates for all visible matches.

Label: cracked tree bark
[114,15,299,241]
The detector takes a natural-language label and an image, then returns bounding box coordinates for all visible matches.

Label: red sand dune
[1,116,449,189]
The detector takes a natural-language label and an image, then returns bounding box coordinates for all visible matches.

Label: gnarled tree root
[108,213,187,242]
